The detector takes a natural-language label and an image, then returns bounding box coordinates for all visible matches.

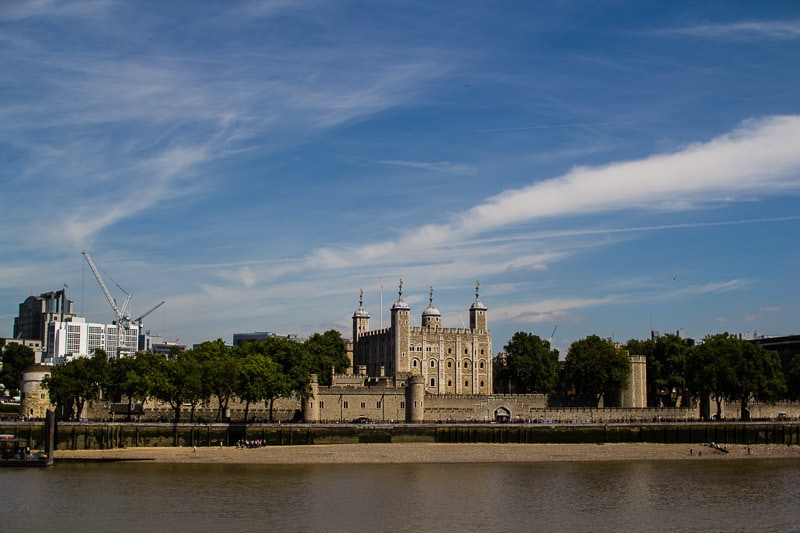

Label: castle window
[413,360,418,367]
[465,380,469,387]
[480,381,485,387]
[447,380,452,387]
[400,401,405,409]
[320,401,324,409]
[464,348,468,354]
[481,349,484,355]
[447,361,452,368]
[430,378,436,387]
[448,348,452,354]
[376,401,381,408]
[479,361,485,369]
[343,401,349,409]
[361,402,366,409]
[430,360,435,368]
[464,361,469,369]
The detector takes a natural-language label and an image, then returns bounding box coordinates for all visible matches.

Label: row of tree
[494,332,795,420]
[39,330,350,423]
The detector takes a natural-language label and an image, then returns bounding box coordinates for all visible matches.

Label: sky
[1,1,799,356]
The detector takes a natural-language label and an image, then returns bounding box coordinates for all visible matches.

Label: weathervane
[475,280,480,300]
[398,278,404,298]
[429,286,434,306]
[359,288,363,307]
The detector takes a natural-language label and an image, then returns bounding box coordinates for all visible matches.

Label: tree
[254,337,308,421]
[787,353,800,401]
[498,332,559,394]
[150,350,206,423]
[625,335,690,407]
[303,330,350,386]
[107,351,159,421]
[235,347,285,423]
[42,350,108,420]
[687,333,786,420]
[564,335,630,407]
[194,339,239,421]
[1,342,35,394]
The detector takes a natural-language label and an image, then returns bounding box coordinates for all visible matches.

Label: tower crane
[81,250,133,356]
[134,300,165,329]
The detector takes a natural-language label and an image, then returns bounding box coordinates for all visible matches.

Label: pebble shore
[53,443,800,465]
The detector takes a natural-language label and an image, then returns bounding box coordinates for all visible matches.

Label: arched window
[479,361,485,369]
[430,360,435,368]
[430,378,436,387]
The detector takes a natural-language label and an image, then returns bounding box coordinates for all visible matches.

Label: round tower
[405,374,425,423]
[303,374,320,423]
[421,286,441,329]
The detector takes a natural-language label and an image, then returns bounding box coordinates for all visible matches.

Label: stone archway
[494,406,511,423]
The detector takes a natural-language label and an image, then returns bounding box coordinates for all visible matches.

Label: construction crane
[134,300,165,329]
[548,325,558,344]
[81,250,133,356]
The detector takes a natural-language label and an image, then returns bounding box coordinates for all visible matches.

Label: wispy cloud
[378,159,477,175]
[662,21,800,41]
[302,116,800,275]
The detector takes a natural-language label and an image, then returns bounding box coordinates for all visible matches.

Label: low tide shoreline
[53,443,800,465]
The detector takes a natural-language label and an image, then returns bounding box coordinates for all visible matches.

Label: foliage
[235,347,286,423]
[303,330,350,386]
[42,349,108,420]
[625,335,690,407]
[1,342,35,393]
[687,333,786,420]
[106,351,161,421]
[564,335,630,407]
[497,332,559,394]
[787,353,800,401]
[149,350,206,423]
[194,339,240,421]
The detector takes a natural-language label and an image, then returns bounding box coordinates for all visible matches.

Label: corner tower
[469,281,487,331]
[391,279,411,373]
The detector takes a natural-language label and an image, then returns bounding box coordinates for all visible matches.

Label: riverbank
[53,442,800,464]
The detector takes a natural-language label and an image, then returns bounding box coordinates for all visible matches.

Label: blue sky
[2,1,799,356]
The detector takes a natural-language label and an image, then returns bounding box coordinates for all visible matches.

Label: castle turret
[469,281,487,331]
[352,289,370,351]
[421,286,441,329]
[303,374,320,423]
[391,279,411,373]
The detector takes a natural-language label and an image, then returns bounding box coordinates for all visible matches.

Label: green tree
[303,330,350,386]
[194,339,239,421]
[150,350,207,423]
[235,347,285,423]
[498,332,559,393]
[626,335,690,407]
[107,352,158,421]
[1,342,35,394]
[564,335,631,407]
[255,337,307,421]
[687,333,786,420]
[787,353,800,401]
[42,349,108,420]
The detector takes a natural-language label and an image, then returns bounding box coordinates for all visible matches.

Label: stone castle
[304,281,648,424]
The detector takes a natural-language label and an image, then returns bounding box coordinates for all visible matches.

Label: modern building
[351,281,492,395]
[13,289,75,360]
[45,317,139,364]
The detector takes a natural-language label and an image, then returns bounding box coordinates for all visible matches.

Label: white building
[45,317,139,364]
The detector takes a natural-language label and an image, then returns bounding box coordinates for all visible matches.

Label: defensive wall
[1,420,798,451]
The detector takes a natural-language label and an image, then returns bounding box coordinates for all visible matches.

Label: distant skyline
[1,1,799,356]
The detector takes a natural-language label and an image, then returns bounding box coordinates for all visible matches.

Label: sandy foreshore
[53,443,800,465]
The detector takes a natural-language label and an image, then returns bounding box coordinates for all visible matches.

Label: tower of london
[351,280,493,395]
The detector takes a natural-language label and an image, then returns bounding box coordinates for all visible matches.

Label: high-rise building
[13,289,75,357]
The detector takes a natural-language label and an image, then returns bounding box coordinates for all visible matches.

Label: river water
[2,459,798,532]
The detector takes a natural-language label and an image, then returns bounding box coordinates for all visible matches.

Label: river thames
[2,459,798,532]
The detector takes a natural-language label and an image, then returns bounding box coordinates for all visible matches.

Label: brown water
[2,459,799,532]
